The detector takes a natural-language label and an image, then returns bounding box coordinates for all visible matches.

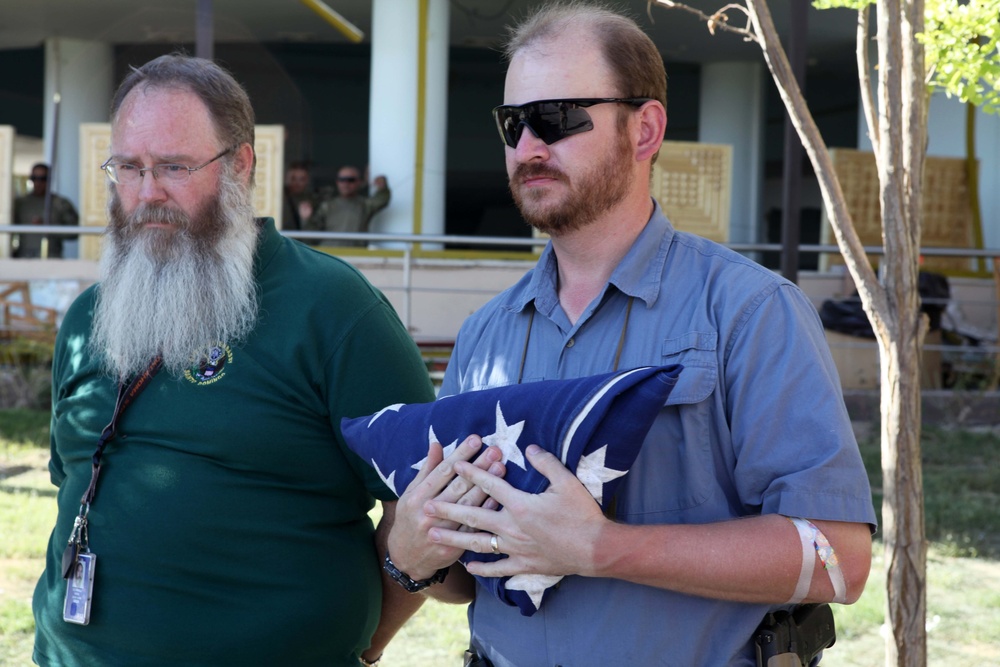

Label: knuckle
[447,478,471,497]
[456,490,485,507]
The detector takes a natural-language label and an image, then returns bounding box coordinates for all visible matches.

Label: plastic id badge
[63,552,96,625]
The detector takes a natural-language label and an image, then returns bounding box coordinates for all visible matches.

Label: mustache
[511,162,566,183]
[108,195,193,239]
[126,203,192,228]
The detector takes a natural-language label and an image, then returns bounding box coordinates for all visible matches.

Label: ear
[633,101,667,164]
[232,142,256,186]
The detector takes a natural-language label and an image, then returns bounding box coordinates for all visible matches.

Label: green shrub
[0,336,54,410]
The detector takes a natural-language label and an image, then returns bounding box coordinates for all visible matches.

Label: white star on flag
[575,444,628,504]
[372,460,397,496]
[412,426,459,470]
[368,403,404,427]
[506,573,563,611]
[482,401,526,469]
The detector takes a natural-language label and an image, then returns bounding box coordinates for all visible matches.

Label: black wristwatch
[383,552,448,593]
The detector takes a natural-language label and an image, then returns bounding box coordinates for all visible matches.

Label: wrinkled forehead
[112,86,220,154]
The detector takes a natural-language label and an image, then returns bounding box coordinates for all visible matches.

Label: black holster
[463,648,494,667]
[754,603,836,667]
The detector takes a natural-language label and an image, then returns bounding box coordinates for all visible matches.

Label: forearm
[591,514,872,604]
[365,502,425,661]
[421,562,476,603]
[368,187,390,214]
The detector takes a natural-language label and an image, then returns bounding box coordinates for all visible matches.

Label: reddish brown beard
[509,121,634,236]
[108,192,227,262]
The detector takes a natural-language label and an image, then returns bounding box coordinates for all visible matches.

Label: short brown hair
[503,1,667,112]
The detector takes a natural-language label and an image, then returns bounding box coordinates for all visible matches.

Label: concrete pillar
[698,62,765,244]
[44,38,114,258]
[369,0,449,246]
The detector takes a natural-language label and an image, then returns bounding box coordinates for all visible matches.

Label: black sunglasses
[492,97,652,148]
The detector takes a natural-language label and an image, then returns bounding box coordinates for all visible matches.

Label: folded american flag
[340,364,683,615]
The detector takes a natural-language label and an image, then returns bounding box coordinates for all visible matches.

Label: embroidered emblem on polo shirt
[184,344,233,385]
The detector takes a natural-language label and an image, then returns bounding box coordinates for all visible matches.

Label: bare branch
[901,0,928,261]
[649,1,758,43]
[742,0,883,318]
[857,5,880,157]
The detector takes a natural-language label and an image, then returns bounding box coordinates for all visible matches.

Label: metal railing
[2,224,998,389]
[4,223,999,256]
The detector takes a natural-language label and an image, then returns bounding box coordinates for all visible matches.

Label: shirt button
[566,338,575,348]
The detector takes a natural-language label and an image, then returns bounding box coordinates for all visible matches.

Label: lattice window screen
[0,126,13,259]
[651,141,732,243]
[820,148,977,274]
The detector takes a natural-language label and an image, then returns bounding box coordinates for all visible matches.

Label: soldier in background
[12,163,79,258]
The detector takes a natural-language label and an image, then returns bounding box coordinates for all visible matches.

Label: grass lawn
[2,408,999,666]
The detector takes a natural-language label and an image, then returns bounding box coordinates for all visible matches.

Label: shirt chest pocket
[614,331,721,519]
[662,332,718,406]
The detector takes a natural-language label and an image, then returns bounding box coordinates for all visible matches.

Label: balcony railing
[2,224,998,390]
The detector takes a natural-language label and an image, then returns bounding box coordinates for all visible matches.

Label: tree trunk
[875,0,928,663]
[657,1,931,663]
[877,333,927,666]
[743,1,929,664]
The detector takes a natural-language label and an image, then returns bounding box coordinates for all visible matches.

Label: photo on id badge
[63,552,96,625]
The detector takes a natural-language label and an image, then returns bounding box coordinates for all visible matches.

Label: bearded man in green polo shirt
[31,54,461,667]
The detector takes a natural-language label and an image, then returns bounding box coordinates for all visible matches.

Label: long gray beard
[91,171,260,380]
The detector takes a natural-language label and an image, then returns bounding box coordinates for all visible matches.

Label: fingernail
[464,435,480,449]
[526,444,541,455]
[489,462,503,475]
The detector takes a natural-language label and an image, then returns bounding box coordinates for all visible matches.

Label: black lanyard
[81,356,163,506]
[63,356,162,579]
[516,296,634,384]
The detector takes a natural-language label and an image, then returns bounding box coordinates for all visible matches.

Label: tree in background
[652,1,1000,665]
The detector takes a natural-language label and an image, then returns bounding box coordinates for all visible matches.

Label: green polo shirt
[33,220,434,666]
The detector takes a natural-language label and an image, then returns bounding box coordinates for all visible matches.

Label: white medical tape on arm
[786,517,848,604]
[787,517,815,604]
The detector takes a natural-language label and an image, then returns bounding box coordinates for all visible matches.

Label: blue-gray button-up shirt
[441,202,876,666]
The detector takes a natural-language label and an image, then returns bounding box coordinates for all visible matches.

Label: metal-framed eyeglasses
[100,148,232,186]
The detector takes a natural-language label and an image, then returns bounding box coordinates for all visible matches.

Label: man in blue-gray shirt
[384,3,877,665]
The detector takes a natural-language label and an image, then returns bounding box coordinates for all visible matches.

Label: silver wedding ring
[490,534,500,555]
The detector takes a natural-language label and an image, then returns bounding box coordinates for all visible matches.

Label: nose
[136,169,168,204]
[512,123,549,162]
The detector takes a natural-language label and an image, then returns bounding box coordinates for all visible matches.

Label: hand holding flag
[340,364,682,614]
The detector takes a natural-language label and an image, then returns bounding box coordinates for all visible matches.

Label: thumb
[525,444,572,483]
[408,441,444,486]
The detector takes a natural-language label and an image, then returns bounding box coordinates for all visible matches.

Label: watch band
[383,552,448,593]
